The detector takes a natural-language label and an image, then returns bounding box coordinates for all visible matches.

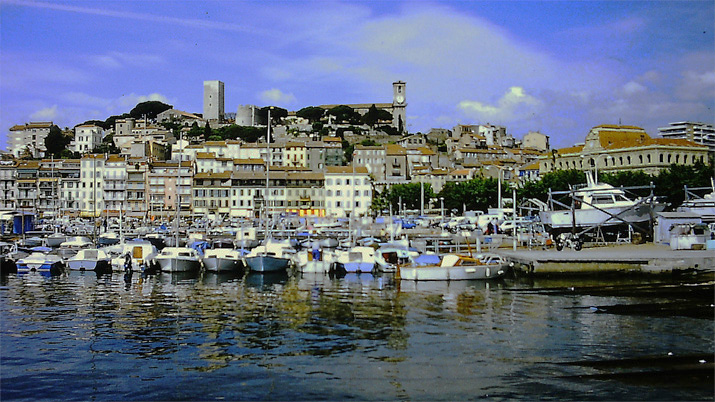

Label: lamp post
[439,196,444,227]
[486,165,512,209]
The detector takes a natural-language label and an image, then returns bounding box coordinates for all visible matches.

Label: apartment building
[73,124,104,154]
[658,121,715,153]
[8,122,53,158]
[324,166,371,218]
[103,155,127,217]
[0,161,17,212]
[58,159,80,217]
[16,161,39,211]
[80,155,105,218]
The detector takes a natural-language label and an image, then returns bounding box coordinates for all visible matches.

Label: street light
[486,165,512,209]
[439,197,444,227]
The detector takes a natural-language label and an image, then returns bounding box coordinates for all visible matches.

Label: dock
[499,244,715,276]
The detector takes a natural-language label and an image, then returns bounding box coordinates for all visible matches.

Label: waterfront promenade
[500,243,715,276]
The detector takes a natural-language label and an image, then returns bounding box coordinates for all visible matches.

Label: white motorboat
[46,232,67,248]
[153,247,203,273]
[334,246,377,274]
[292,248,337,273]
[66,248,112,272]
[677,180,715,221]
[202,248,244,273]
[243,239,294,273]
[16,252,65,275]
[539,172,664,231]
[59,236,93,250]
[104,240,159,272]
[399,253,506,281]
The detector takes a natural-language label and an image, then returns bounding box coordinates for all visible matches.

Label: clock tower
[392,81,407,133]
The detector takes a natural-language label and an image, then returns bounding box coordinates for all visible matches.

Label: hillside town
[3,81,712,223]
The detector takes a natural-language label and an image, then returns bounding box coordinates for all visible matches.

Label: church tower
[392,81,407,133]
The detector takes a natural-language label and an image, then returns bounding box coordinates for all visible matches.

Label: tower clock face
[395,95,405,104]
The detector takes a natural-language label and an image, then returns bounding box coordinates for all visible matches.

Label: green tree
[654,162,714,209]
[257,106,288,124]
[129,101,172,120]
[45,125,71,157]
[381,182,436,211]
[296,106,325,123]
[327,105,360,124]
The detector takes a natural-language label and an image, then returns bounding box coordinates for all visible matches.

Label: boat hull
[156,257,202,272]
[399,264,504,281]
[540,203,658,230]
[67,259,111,271]
[244,255,290,273]
[203,257,243,272]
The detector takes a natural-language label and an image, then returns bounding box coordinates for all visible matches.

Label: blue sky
[1,0,713,149]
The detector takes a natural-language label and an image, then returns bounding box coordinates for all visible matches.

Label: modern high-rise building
[203,80,225,122]
[658,121,714,153]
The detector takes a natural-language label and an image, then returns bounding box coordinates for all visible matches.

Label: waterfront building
[37,159,61,218]
[79,155,105,218]
[193,171,232,218]
[58,159,80,217]
[103,155,127,218]
[385,144,409,186]
[8,122,53,159]
[203,80,225,122]
[0,160,17,212]
[284,171,326,217]
[324,166,371,218]
[658,121,714,153]
[72,125,104,154]
[539,124,709,175]
[125,158,148,219]
[15,161,39,212]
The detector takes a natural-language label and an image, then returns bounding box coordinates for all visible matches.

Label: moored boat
[153,247,203,272]
[244,239,294,273]
[16,252,65,275]
[203,248,244,273]
[66,248,112,272]
[399,253,506,281]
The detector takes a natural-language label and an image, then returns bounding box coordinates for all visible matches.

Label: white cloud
[458,87,543,123]
[259,88,296,105]
[90,52,164,69]
[30,105,60,120]
[115,93,173,110]
[623,81,647,95]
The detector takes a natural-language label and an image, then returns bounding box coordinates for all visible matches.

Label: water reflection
[0,271,712,401]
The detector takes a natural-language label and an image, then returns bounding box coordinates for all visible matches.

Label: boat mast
[264,107,271,242]
[175,132,182,247]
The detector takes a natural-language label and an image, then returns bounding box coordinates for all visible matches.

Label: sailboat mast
[265,107,271,241]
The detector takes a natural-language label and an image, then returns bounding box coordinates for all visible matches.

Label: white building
[8,122,53,158]
[658,121,715,153]
[80,154,105,218]
[324,166,372,218]
[73,124,104,154]
[203,80,225,122]
[103,155,127,217]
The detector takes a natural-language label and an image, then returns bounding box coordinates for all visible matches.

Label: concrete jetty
[499,244,714,276]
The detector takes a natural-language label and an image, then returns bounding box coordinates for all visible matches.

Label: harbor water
[1,271,712,401]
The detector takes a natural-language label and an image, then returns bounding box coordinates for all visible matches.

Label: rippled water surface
[1,271,712,401]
